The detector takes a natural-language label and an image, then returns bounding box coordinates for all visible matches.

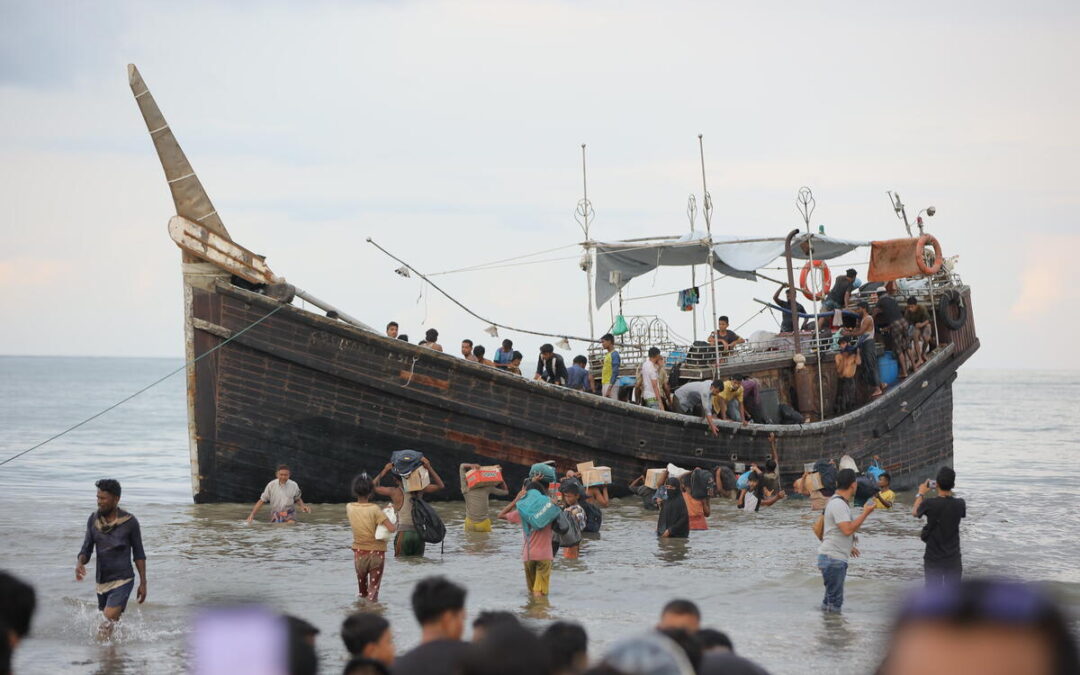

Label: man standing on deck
[876,288,912,378]
[76,479,147,636]
[600,333,621,399]
[459,463,509,532]
[671,380,722,436]
[461,339,479,362]
[848,302,886,397]
[246,464,312,524]
[772,286,807,333]
[493,339,515,366]
[824,268,858,312]
[639,348,665,409]
[904,296,932,368]
[817,469,876,613]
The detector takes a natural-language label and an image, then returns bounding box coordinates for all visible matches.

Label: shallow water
[1,357,1078,674]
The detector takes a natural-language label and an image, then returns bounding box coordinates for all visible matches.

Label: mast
[687,195,699,342]
[698,135,720,371]
[797,187,826,420]
[127,65,230,249]
[576,144,596,339]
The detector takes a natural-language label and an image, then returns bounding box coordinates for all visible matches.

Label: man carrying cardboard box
[459,464,509,532]
[374,456,446,557]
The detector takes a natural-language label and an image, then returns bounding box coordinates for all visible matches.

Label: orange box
[465,465,503,489]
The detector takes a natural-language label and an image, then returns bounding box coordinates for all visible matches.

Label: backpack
[581,499,603,533]
[391,449,425,477]
[553,509,583,547]
[718,466,737,492]
[854,476,879,505]
[690,468,715,500]
[411,495,446,544]
[516,490,561,532]
[814,460,838,492]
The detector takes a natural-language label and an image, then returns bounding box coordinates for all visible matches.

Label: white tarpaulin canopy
[594,231,868,307]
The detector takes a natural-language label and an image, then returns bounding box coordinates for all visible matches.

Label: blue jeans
[817,554,848,612]
[726,399,742,422]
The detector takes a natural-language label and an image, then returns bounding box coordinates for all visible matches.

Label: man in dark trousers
[913,466,966,586]
[76,479,147,636]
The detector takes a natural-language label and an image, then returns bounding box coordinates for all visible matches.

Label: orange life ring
[916,234,943,275]
[799,260,832,301]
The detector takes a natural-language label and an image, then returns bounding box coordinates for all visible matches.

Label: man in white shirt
[671,380,723,436]
[246,464,312,524]
[817,468,876,612]
[640,348,665,410]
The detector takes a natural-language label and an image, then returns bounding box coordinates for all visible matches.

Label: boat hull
[186,281,978,503]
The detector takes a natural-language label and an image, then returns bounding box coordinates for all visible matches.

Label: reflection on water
[1,360,1079,674]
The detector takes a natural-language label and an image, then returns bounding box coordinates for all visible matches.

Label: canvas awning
[594,231,868,307]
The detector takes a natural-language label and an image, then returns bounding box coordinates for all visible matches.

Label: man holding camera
[913,466,966,586]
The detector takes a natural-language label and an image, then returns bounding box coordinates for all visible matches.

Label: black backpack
[581,499,602,533]
[814,460,838,492]
[411,495,446,544]
[718,466,738,492]
[553,510,583,547]
[690,468,715,500]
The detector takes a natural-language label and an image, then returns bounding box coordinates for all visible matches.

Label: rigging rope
[0,303,286,468]
[367,238,596,343]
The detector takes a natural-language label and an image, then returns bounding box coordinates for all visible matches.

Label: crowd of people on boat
[382,274,940,425]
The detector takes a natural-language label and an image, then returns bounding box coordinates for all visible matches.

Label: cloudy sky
[1,0,1077,370]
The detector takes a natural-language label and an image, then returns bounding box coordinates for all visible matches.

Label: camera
[927,480,937,489]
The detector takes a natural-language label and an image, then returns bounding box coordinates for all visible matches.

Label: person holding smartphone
[912,466,966,586]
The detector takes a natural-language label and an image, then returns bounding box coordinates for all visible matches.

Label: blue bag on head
[391,449,425,476]
[866,461,886,482]
[529,462,557,485]
[736,470,753,491]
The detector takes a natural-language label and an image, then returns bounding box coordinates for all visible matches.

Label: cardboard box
[403,466,430,492]
[465,465,503,489]
[582,466,612,487]
[645,468,668,490]
[576,461,595,475]
[806,471,824,492]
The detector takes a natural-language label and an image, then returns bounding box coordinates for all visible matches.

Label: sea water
[1,356,1078,674]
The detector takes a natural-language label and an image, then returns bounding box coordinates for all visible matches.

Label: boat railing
[587,323,836,379]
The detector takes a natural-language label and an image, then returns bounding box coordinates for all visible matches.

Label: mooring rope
[0,303,286,468]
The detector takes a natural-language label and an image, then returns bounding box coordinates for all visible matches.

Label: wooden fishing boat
[128,65,979,503]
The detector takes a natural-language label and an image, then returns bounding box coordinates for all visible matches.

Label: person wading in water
[374,457,446,557]
[76,479,147,638]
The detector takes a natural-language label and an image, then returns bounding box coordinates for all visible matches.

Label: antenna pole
[687,195,699,342]
[577,144,596,340]
[698,134,721,373]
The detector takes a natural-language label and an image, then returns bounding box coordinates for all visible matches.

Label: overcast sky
[1,0,1077,371]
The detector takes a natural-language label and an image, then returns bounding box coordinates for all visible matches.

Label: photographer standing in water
[913,467,966,586]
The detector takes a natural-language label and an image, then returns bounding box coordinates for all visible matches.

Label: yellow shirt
[347,502,388,552]
[874,488,896,509]
[716,381,744,403]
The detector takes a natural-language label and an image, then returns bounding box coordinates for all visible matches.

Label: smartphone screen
[191,607,288,675]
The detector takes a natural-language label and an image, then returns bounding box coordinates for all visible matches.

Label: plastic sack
[374,505,396,541]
